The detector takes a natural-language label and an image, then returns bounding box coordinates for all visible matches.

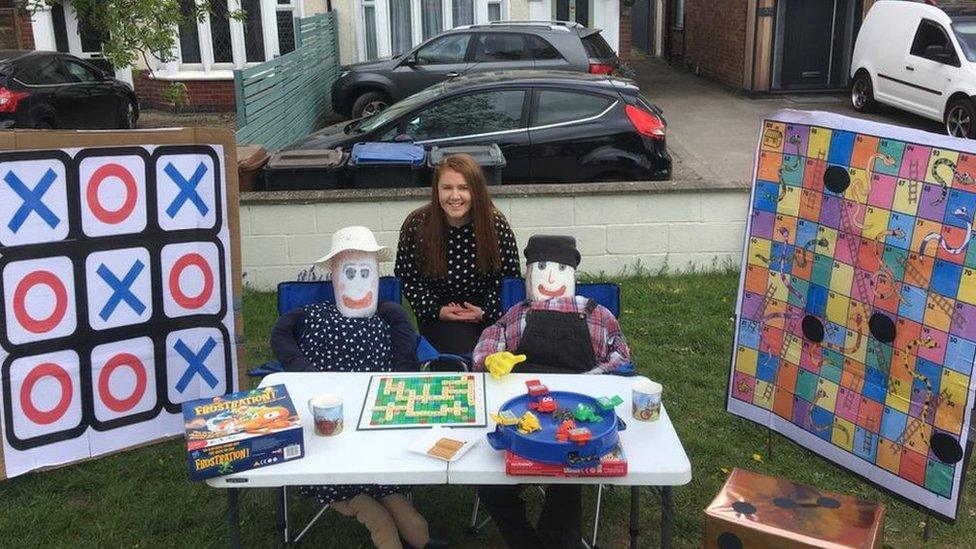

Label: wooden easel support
[922,513,931,542]
[766,427,773,460]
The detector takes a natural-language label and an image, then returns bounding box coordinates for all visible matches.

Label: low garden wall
[239,179,751,291]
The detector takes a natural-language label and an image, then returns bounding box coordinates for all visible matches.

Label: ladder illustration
[863,416,876,454]
[907,159,920,205]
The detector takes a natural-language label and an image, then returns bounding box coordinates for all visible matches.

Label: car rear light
[625,104,666,140]
[588,63,615,75]
[0,87,29,113]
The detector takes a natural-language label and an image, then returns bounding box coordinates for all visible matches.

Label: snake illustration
[920,206,973,255]
[762,135,803,202]
[930,157,975,206]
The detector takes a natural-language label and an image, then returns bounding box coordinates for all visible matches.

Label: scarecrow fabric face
[332,250,379,318]
[527,260,576,301]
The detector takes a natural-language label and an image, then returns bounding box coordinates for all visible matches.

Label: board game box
[505,445,627,477]
[182,384,304,481]
[358,373,487,430]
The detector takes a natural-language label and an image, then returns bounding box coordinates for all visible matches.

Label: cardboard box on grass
[183,384,304,481]
[704,468,884,549]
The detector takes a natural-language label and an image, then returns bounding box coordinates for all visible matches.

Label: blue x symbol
[97,260,147,321]
[164,162,209,218]
[174,337,219,393]
[5,168,60,233]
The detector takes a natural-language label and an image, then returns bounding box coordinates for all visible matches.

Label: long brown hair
[404,154,503,278]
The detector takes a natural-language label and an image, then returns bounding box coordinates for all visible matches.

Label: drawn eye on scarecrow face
[360,267,371,279]
[344,267,356,280]
[558,264,567,272]
[537,261,547,270]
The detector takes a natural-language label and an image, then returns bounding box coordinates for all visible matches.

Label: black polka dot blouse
[395,211,521,324]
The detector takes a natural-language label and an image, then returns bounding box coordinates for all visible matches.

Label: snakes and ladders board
[728,110,976,521]
[0,129,245,480]
[358,373,487,430]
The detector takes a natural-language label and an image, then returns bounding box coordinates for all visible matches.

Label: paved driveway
[629,57,945,185]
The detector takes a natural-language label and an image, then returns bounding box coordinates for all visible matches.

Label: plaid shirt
[473,295,632,374]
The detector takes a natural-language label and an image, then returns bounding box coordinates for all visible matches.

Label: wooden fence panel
[234,12,340,152]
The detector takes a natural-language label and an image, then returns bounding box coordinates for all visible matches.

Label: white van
[851,0,976,137]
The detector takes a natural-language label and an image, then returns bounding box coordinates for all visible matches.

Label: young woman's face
[437,168,472,226]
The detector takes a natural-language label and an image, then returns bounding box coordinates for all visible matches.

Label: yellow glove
[485,352,527,379]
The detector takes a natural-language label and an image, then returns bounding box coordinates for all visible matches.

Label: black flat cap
[524,235,581,268]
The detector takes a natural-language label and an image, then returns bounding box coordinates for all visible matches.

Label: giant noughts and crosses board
[729,110,976,521]
[358,374,487,430]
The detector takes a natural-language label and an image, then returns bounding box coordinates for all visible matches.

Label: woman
[396,154,520,355]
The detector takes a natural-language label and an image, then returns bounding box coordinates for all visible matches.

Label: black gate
[556,0,590,26]
[631,0,653,53]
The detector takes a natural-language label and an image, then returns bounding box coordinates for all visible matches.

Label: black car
[332,21,619,119]
[292,70,671,184]
[0,50,138,130]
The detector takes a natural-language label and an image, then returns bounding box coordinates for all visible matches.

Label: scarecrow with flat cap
[472,235,632,549]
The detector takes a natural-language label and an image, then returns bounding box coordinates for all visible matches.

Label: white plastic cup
[308,393,343,436]
[632,377,662,422]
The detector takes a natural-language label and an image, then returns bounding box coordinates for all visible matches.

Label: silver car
[331,21,618,119]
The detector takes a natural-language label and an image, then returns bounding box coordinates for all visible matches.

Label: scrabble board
[357,374,486,430]
[728,110,976,521]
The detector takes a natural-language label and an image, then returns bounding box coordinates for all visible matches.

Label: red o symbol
[13,271,68,334]
[20,363,73,425]
[169,253,214,309]
[86,163,138,225]
[98,353,148,413]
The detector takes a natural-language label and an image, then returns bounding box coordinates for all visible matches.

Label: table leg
[630,486,639,549]
[275,487,287,548]
[227,488,241,549]
[660,486,673,549]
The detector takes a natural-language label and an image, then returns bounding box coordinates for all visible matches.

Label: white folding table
[208,372,692,548]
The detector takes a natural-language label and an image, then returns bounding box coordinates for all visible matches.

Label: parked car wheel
[119,98,137,129]
[850,72,876,113]
[945,99,976,138]
[352,91,390,119]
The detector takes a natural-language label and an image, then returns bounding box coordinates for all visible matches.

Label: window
[527,35,561,60]
[404,90,525,140]
[534,91,611,126]
[17,57,72,85]
[77,12,105,53]
[452,0,474,27]
[390,0,413,55]
[472,33,526,62]
[178,0,202,63]
[421,0,443,40]
[209,0,234,63]
[276,0,297,55]
[911,20,958,64]
[64,59,101,82]
[241,0,266,62]
[487,1,502,22]
[416,34,470,64]
[363,4,379,60]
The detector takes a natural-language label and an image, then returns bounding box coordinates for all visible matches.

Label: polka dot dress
[296,302,402,504]
[396,212,521,323]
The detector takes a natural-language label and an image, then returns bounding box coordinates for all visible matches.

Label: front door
[556,0,590,26]
[778,0,855,89]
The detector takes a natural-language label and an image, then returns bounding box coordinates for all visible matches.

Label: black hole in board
[732,501,757,515]
[717,532,743,549]
[868,312,896,343]
[802,315,825,343]
[817,497,841,509]
[823,166,851,193]
[774,497,798,509]
[932,432,964,464]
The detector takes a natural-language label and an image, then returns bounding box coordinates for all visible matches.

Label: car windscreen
[581,32,615,60]
[952,17,976,61]
[356,85,443,133]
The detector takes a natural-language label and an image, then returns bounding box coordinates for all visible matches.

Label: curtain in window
[487,2,502,22]
[364,5,379,59]
[452,0,474,27]
[390,0,412,55]
[421,0,443,41]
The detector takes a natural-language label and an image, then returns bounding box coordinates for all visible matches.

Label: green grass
[1,274,974,548]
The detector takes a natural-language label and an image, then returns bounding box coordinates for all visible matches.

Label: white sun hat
[315,226,391,266]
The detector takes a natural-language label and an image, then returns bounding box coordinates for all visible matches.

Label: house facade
[657,0,879,92]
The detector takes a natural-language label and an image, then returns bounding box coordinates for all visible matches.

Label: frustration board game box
[505,445,627,477]
[182,385,304,481]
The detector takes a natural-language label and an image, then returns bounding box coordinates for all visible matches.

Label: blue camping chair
[469,277,632,549]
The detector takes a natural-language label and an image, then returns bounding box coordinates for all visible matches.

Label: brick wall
[682,0,748,88]
[16,8,32,50]
[619,6,632,61]
[133,71,237,113]
[239,186,749,290]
